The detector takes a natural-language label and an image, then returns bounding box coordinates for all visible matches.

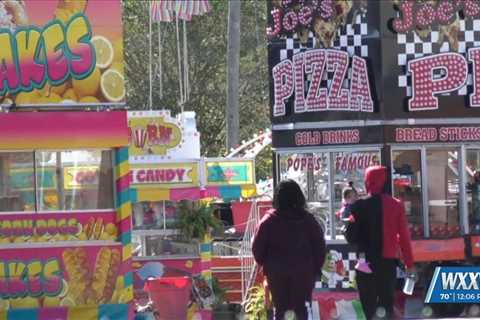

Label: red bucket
[145,276,192,320]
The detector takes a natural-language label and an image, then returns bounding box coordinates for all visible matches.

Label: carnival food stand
[0,1,131,319]
[128,110,257,318]
[268,0,480,317]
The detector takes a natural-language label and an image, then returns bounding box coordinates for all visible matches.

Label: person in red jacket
[252,179,326,320]
[350,166,414,319]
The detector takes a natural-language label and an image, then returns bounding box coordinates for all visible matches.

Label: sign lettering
[0,15,94,96]
[273,49,373,116]
[395,126,480,142]
[294,129,360,146]
[393,0,480,33]
[132,168,192,185]
[0,259,62,298]
[335,154,380,172]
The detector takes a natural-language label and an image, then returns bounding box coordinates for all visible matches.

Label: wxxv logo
[425,267,480,303]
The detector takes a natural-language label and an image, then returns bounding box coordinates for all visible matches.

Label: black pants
[267,272,315,320]
[356,259,397,320]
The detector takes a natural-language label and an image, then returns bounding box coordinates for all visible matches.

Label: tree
[122,0,271,180]
[226,0,241,150]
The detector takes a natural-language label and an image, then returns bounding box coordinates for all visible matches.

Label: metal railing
[239,199,274,303]
[212,240,242,256]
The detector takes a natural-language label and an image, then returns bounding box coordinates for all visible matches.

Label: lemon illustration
[60,296,75,307]
[112,38,124,63]
[63,88,78,101]
[43,296,61,307]
[99,232,109,240]
[42,82,68,96]
[92,36,114,69]
[105,223,117,236]
[15,90,40,105]
[59,279,69,298]
[10,297,39,309]
[77,232,87,241]
[100,69,125,102]
[79,96,100,104]
[0,298,9,310]
[110,62,124,75]
[72,67,101,98]
[38,93,62,104]
[13,237,25,243]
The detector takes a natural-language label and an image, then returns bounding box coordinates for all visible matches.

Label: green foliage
[244,285,268,320]
[211,276,227,309]
[177,201,223,240]
[122,0,270,163]
[255,144,273,181]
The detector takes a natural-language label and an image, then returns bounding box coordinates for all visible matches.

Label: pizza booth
[267,0,480,317]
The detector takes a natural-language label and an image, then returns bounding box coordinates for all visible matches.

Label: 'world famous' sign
[272,49,373,117]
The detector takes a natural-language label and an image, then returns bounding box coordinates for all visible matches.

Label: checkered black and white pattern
[398,17,480,96]
[278,14,369,91]
[315,251,358,290]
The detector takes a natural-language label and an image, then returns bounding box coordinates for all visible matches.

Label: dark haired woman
[252,179,326,320]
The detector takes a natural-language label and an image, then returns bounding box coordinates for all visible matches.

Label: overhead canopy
[0,111,128,150]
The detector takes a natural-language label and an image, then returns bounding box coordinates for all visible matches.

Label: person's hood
[365,166,387,195]
[271,208,307,221]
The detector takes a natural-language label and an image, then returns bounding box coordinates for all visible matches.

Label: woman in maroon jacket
[252,179,326,320]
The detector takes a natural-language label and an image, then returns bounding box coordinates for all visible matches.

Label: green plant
[243,285,268,320]
[177,200,223,240]
[211,276,227,309]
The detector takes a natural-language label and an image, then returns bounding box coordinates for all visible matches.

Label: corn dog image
[62,248,90,305]
[102,249,121,303]
[92,218,104,240]
[84,217,95,239]
[89,247,111,304]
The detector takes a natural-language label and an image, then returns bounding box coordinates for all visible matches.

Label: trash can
[144,276,192,320]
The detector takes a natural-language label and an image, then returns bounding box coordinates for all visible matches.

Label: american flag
[150,0,212,22]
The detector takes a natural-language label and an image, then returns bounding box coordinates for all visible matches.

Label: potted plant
[177,200,223,241]
[211,276,240,320]
[243,285,269,320]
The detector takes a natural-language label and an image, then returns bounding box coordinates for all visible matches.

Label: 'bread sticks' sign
[272,49,373,116]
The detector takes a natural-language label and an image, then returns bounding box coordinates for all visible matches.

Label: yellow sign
[130,162,200,188]
[0,0,125,107]
[128,116,183,156]
[64,166,99,190]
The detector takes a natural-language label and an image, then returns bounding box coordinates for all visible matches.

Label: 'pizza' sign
[407,49,480,110]
[272,49,373,117]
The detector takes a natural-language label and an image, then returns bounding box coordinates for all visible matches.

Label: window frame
[0,148,116,214]
[276,145,382,241]
[390,143,474,238]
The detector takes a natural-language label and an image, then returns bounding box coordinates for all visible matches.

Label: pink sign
[0,212,118,244]
[0,244,129,308]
